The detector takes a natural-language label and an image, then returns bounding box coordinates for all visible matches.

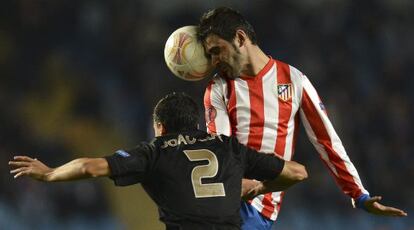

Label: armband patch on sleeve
[116,150,130,158]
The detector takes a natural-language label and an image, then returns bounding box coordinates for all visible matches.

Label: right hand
[9,156,52,181]
[241,179,262,201]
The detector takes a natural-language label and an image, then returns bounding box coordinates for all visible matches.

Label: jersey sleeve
[298,74,369,199]
[229,136,285,181]
[204,77,231,136]
[105,143,154,186]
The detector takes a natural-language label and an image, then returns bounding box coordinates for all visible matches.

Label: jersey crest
[276,84,293,101]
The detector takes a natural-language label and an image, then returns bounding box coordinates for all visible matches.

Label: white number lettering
[183,149,226,198]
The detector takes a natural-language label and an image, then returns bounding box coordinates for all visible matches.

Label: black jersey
[105,130,284,229]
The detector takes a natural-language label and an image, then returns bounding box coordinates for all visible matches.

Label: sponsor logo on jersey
[116,150,130,157]
[205,106,217,124]
[277,84,293,101]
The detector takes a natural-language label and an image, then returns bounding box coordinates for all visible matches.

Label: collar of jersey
[158,130,206,139]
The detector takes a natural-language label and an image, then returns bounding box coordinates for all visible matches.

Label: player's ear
[154,122,167,136]
[235,29,247,47]
[159,124,167,135]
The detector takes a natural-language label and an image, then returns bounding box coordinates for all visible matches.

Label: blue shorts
[240,201,274,230]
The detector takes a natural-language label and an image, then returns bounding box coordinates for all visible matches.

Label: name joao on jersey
[160,134,224,149]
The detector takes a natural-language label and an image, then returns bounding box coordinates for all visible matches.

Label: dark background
[0,0,413,229]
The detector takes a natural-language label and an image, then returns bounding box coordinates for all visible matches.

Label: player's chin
[219,69,237,79]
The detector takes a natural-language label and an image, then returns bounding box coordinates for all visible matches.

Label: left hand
[9,156,52,181]
[364,196,407,217]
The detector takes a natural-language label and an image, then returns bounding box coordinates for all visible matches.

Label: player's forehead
[204,34,229,51]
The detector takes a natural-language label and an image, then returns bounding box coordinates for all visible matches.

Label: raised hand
[364,196,408,217]
[9,156,52,181]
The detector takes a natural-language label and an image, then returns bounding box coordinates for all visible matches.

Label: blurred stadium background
[0,0,413,229]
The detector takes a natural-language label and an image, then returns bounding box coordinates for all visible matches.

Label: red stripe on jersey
[274,60,293,157]
[227,79,237,135]
[261,193,274,218]
[302,90,362,198]
[246,78,265,151]
[204,81,216,134]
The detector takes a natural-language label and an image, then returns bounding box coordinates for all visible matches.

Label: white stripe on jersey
[234,79,251,146]
[260,65,279,153]
[300,110,339,175]
[281,66,302,159]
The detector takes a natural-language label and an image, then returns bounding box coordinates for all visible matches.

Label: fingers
[8,161,31,167]
[13,170,28,179]
[10,167,28,174]
[11,167,30,179]
[9,155,39,168]
[380,205,408,217]
[10,165,31,179]
[13,156,36,162]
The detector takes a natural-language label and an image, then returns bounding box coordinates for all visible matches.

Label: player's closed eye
[208,47,220,56]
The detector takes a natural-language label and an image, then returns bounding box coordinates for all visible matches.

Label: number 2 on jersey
[183,149,226,198]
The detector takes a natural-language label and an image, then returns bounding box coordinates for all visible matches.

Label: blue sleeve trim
[355,193,371,211]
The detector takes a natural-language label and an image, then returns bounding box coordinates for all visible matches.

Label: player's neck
[241,46,270,77]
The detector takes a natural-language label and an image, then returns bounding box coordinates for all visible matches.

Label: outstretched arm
[298,75,407,217]
[242,161,308,200]
[9,156,110,182]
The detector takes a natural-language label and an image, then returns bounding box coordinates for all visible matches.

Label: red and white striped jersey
[204,58,369,221]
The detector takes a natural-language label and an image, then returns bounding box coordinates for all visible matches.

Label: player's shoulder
[205,74,228,100]
[216,134,245,152]
[274,59,305,78]
[273,58,310,87]
[130,141,156,155]
[207,73,227,87]
[111,141,155,162]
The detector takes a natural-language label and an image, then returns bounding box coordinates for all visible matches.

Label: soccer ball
[164,25,213,81]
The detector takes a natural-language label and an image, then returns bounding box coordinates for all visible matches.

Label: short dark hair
[153,92,199,133]
[197,7,257,45]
